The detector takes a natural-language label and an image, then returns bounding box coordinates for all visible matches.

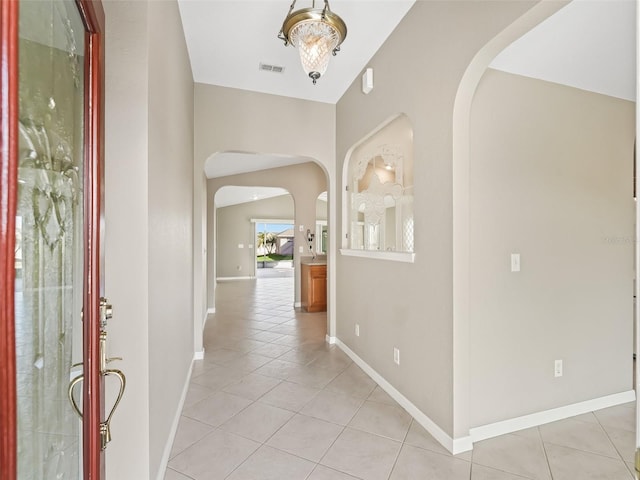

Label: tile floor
[165,276,639,480]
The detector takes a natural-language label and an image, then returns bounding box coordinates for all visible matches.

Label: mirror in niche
[347,115,414,253]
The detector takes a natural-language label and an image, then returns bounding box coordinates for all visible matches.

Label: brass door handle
[68,374,84,419]
[101,368,126,450]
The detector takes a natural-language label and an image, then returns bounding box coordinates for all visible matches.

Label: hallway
[165,277,637,480]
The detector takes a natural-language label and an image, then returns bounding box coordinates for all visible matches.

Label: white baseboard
[294,302,301,308]
[335,339,462,454]
[156,355,195,480]
[194,348,205,361]
[217,276,253,281]
[325,335,336,345]
[470,389,636,443]
[207,307,216,314]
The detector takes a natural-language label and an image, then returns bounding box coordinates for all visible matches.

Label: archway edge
[451,0,570,449]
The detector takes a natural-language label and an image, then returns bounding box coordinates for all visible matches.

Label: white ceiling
[178,0,415,104]
[491,0,636,102]
[214,185,290,207]
[204,151,316,178]
[188,0,636,202]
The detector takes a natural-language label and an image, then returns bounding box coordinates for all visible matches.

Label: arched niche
[341,114,415,262]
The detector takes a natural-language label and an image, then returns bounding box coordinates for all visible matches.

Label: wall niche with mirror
[342,114,414,261]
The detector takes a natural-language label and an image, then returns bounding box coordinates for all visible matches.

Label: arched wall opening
[204,153,330,336]
[452,0,635,448]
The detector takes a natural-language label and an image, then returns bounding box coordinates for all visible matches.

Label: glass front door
[15,1,86,478]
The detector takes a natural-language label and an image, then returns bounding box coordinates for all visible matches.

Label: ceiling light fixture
[278,0,347,85]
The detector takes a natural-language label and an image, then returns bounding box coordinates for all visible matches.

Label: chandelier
[278,0,347,84]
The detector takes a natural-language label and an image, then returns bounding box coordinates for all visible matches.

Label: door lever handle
[101,368,126,450]
[68,374,84,419]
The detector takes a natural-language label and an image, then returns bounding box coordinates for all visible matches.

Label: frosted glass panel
[16,1,85,479]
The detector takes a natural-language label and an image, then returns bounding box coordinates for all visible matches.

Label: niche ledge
[340,249,415,263]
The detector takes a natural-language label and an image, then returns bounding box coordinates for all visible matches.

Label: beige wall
[335,0,538,438]
[216,194,294,278]
[147,1,195,477]
[208,162,327,305]
[104,2,150,478]
[104,1,194,479]
[469,69,635,427]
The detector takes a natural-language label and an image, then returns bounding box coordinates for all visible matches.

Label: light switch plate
[511,253,520,272]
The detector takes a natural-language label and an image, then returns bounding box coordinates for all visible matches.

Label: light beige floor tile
[271,334,303,347]
[226,338,269,353]
[253,358,303,380]
[221,353,275,374]
[169,416,215,459]
[389,444,471,480]
[571,412,599,424]
[324,364,377,399]
[510,427,542,441]
[595,405,636,433]
[321,427,402,480]
[307,465,362,480]
[625,461,637,478]
[222,373,281,401]
[367,386,398,406]
[183,382,215,409]
[348,400,411,441]
[287,365,341,389]
[301,389,364,425]
[473,433,551,480]
[402,420,473,461]
[606,425,636,462]
[226,445,316,480]
[471,464,534,480]
[220,401,294,442]
[190,364,241,391]
[307,465,360,480]
[182,391,252,427]
[267,413,344,462]
[203,347,246,365]
[307,349,353,373]
[258,380,320,412]
[545,443,633,480]
[540,417,619,458]
[168,430,260,480]
[163,467,194,480]
[250,342,292,358]
[248,331,287,343]
[278,347,325,365]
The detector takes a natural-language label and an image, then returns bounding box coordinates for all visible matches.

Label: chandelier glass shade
[279,1,347,84]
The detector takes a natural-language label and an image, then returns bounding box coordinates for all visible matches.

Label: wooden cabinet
[301,263,327,313]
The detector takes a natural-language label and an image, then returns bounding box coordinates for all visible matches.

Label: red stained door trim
[0,0,19,478]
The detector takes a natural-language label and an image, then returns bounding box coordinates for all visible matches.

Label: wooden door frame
[0,1,105,478]
[78,1,105,478]
[0,0,20,478]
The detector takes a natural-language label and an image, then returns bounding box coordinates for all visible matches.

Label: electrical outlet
[554,359,563,377]
[298,246,303,253]
[355,324,360,337]
[393,347,400,365]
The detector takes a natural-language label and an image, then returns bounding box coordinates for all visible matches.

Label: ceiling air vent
[259,63,285,74]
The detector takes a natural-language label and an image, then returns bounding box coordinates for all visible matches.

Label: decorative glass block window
[345,114,414,254]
